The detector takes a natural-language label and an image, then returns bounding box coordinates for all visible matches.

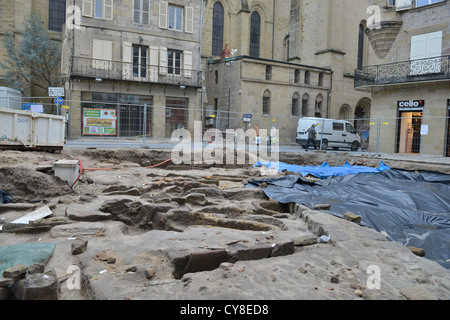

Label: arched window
[302,93,309,117]
[304,71,310,84]
[315,94,323,117]
[292,93,300,116]
[318,73,324,86]
[250,11,261,58]
[283,35,290,61]
[294,70,300,83]
[357,23,365,69]
[265,66,272,80]
[263,90,271,114]
[212,2,224,56]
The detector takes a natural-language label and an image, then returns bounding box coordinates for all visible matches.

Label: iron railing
[354,55,450,88]
[71,57,201,88]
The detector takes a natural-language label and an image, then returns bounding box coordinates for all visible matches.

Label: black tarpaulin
[248,169,450,269]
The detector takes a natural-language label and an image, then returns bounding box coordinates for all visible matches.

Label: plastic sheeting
[254,161,390,179]
[0,242,56,277]
[248,169,450,270]
[0,190,13,204]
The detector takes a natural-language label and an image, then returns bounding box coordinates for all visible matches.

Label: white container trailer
[0,87,22,110]
[0,107,65,152]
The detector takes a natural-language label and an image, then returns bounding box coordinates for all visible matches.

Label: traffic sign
[54,97,63,105]
[243,114,252,122]
[48,87,65,97]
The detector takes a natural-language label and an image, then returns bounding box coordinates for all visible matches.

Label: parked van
[296,117,361,151]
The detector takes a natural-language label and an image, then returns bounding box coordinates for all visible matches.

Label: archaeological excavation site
[0,147,450,301]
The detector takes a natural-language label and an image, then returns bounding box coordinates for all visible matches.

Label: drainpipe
[272,0,275,60]
[326,71,333,118]
[199,0,205,130]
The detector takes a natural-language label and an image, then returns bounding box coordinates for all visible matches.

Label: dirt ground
[0,147,450,302]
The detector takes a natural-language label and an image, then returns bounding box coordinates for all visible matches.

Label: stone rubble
[0,148,449,300]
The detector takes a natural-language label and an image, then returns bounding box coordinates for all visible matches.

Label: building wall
[207,56,331,143]
[369,83,449,155]
[201,0,275,59]
[62,0,203,138]
[0,0,63,95]
[363,0,450,156]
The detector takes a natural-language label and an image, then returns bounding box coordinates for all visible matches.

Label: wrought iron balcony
[354,55,450,88]
[71,56,201,88]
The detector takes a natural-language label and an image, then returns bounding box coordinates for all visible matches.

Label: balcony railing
[71,56,201,88]
[354,55,450,88]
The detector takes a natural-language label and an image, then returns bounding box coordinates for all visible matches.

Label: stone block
[23,269,59,300]
[271,242,295,257]
[182,250,229,276]
[71,240,88,255]
[236,245,272,261]
[2,264,27,280]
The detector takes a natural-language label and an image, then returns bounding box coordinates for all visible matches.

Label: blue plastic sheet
[254,160,390,179]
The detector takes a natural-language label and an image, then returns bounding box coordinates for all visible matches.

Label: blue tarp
[254,160,390,179]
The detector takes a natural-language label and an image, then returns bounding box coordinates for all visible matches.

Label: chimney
[221,44,232,62]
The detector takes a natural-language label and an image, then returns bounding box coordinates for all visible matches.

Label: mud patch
[0,166,73,201]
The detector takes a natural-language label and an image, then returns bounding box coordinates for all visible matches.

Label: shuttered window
[92,39,113,70]
[410,31,443,75]
[133,0,150,25]
[185,6,194,33]
[91,0,113,20]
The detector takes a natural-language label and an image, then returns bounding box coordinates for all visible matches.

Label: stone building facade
[61,0,203,138]
[0,0,66,96]
[202,0,375,144]
[355,0,450,156]
[206,54,332,143]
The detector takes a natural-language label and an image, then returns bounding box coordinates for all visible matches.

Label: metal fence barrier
[2,97,450,157]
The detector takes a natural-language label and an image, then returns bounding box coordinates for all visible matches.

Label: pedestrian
[306,124,317,150]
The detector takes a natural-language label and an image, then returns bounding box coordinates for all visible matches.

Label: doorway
[397,111,423,154]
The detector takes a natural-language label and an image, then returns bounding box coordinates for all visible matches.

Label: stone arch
[339,104,352,120]
[291,92,300,116]
[354,97,371,132]
[248,1,271,22]
[301,93,310,117]
[315,94,324,117]
[262,89,271,114]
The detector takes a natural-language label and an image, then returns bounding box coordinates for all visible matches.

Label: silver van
[296,117,361,151]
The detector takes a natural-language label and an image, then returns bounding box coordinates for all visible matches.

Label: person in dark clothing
[305,124,317,150]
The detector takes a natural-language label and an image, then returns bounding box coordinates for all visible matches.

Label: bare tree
[0,13,62,93]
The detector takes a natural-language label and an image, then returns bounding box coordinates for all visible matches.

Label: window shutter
[123,42,132,80]
[133,0,141,24]
[104,0,113,20]
[183,51,193,78]
[149,46,159,81]
[82,0,93,17]
[410,34,426,60]
[143,0,150,25]
[92,39,112,70]
[396,0,412,11]
[426,31,443,58]
[159,46,168,75]
[185,6,194,34]
[159,1,168,29]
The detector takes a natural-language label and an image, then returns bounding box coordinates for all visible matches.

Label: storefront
[82,93,153,138]
[396,100,424,154]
